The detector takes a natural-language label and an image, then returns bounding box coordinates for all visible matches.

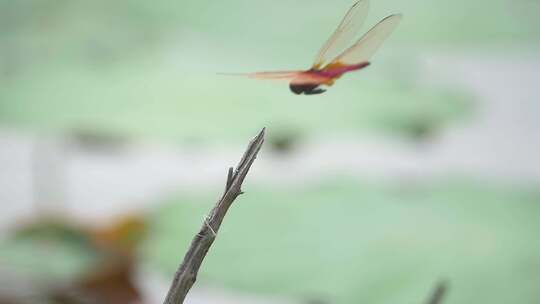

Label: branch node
[225,167,234,191]
[204,216,217,237]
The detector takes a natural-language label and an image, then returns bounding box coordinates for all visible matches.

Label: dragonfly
[225,0,402,95]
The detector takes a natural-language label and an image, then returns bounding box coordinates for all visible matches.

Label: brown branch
[163,128,266,304]
[424,280,449,304]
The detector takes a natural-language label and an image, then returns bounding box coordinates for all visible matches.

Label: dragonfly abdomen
[318,62,371,78]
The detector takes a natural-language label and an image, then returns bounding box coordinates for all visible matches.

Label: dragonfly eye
[289,84,324,95]
[290,84,306,94]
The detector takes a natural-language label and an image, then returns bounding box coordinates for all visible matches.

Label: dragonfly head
[289,83,326,95]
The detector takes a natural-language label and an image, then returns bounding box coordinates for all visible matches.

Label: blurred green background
[1,0,539,303]
[0,0,495,140]
[148,180,540,304]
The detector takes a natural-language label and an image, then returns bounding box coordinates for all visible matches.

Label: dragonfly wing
[219,71,303,81]
[312,0,370,68]
[330,14,402,65]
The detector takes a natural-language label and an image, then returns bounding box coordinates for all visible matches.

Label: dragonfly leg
[304,88,326,95]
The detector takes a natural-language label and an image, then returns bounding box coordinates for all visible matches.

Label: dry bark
[163,128,265,304]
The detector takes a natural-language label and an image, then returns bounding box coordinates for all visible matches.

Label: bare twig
[425,280,449,304]
[163,128,266,304]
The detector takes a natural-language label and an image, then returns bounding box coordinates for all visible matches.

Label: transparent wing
[312,0,370,68]
[330,14,402,65]
[219,71,302,81]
